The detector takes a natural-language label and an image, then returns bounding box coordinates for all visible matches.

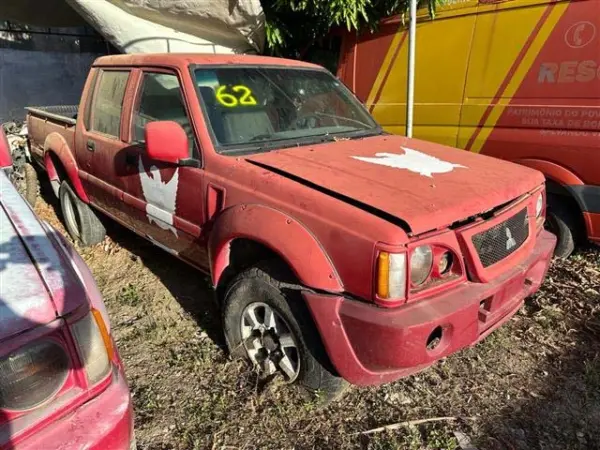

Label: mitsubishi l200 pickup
[26,54,556,400]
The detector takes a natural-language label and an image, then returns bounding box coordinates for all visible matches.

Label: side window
[90,70,129,138]
[133,72,195,156]
[83,69,98,130]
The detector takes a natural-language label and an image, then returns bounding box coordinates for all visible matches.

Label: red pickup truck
[27,53,556,400]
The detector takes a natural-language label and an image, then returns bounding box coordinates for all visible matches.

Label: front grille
[472,208,529,268]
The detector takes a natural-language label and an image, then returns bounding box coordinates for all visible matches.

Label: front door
[121,69,208,269]
[78,68,134,227]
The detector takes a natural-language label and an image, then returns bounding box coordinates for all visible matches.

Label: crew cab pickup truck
[0,128,134,448]
[26,53,556,399]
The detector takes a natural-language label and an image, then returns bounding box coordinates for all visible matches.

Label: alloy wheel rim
[240,302,300,382]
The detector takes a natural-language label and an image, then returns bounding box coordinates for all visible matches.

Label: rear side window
[83,70,98,130]
[90,70,129,138]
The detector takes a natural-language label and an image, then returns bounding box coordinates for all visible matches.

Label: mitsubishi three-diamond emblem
[506,227,517,251]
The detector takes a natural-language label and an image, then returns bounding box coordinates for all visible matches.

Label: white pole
[406,0,417,138]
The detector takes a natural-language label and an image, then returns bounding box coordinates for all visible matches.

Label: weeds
[117,283,142,307]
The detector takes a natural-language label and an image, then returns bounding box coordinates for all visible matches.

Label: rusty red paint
[304,230,555,385]
[26,53,554,388]
[145,121,189,163]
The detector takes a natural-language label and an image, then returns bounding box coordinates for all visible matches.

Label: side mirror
[144,121,188,164]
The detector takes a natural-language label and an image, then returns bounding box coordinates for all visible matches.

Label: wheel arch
[209,204,343,294]
[515,157,587,210]
[516,158,590,245]
[514,158,583,186]
[43,132,88,202]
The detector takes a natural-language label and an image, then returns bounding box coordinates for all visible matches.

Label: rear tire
[545,196,579,258]
[59,181,105,246]
[9,161,39,208]
[22,163,39,207]
[222,261,348,403]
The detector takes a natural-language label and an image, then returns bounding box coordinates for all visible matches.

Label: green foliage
[261,0,444,57]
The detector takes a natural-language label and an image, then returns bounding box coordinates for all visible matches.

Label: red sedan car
[0,128,134,449]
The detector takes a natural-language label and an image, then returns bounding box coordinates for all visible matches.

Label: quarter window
[90,70,129,138]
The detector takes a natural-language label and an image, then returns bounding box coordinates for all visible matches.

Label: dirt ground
[33,184,600,450]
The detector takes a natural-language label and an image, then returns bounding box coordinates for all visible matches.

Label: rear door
[120,68,208,268]
[78,68,135,226]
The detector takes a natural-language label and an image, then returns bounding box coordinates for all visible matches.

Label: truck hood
[0,172,83,342]
[247,134,544,235]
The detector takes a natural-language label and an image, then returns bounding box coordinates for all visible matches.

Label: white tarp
[65,0,265,54]
[2,0,265,54]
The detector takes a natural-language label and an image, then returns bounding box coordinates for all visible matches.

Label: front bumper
[20,367,134,450]
[304,230,556,386]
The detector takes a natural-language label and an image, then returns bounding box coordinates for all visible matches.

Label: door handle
[86,139,95,152]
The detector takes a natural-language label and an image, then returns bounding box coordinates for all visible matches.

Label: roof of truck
[94,53,323,70]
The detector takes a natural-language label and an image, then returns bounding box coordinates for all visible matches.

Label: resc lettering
[538,60,600,83]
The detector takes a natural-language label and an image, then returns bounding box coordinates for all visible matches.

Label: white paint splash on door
[352,147,467,177]
[138,157,179,235]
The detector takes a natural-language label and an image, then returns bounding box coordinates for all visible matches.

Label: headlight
[0,340,69,410]
[376,252,407,300]
[71,310,113,385]
[410,245,433,286]
[438,251,453,275]
[535,192,544,218]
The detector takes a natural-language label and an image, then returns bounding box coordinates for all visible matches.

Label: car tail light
[71,310,113,385]
[0,340,69,411]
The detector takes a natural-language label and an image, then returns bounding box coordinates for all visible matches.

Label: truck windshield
[193,66,381,153]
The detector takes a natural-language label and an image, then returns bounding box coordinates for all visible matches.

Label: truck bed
[26,105,78,125]
[26,105,78,167]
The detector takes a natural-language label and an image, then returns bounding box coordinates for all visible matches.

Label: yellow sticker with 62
[216,85,257,107]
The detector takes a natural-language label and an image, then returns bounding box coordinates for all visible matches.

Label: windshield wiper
[249,133,275,142]
[314,112,373,129]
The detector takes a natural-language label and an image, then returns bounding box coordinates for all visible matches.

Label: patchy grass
[34,186,600,450]
[117,284,143,307]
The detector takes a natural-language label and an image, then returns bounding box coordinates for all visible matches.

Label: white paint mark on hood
[352,147,467,177]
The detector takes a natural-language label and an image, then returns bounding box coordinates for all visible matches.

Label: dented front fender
[208,204,343,292]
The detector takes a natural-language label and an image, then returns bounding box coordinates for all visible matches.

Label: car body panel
[0,171,86,341]
[247,134,544,234]
[0,129,132,449]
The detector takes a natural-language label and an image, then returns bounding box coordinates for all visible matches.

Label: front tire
[59,181,106,246]
[222,261,348,402]
[545,196,580,258]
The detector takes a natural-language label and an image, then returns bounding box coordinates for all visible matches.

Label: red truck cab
[0,129,134,449]
[27,54,555,399]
